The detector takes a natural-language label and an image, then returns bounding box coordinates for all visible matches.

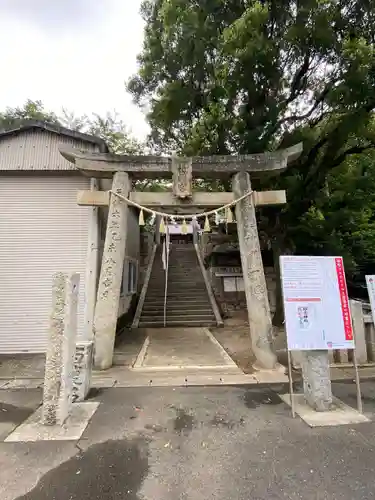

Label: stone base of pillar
[252,351,278,371]
[301,350,332,412]
[291,350,303,369]
[252,360,286,373]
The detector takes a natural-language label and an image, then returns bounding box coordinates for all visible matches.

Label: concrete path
[134,327,240,371]
[1,384,375,499]
[1,352,375,389]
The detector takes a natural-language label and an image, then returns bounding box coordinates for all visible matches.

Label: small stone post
[72,341,94,402]
[350,300,367,364]
[94,171,130,370]
[42,273,80,425]
[301,351,332,411]
[232,171,277,369]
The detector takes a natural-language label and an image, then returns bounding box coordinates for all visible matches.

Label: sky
[0,0,149,139]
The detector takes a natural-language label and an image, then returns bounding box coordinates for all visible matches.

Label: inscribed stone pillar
[72,341,94,402]
[83,178,100,341]
[42,272,79,425]
[94,171,130,370]
[301,351,332,411]
[232,171,277,369]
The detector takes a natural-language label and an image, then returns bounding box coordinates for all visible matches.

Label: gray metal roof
[0,120,109,153]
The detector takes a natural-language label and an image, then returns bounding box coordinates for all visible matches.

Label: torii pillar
[94,172,130,369]
[233,171,276,369]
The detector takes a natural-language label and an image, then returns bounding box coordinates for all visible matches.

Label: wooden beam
[131,192,234,207]
[77,190,109,206]
[77,190,286,208]
[253,190,286,206]
[61,143,303,180]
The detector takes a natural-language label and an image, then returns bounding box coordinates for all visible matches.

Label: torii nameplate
[172,156,192,199]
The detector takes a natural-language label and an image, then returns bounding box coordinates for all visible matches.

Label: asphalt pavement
[1,384,375,500]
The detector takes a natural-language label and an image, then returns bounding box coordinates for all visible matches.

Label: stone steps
[146,288,209,295]
[150,280,204,284]
[151,275,203,278]
[149,283,207,296]
[142,310,215,322]
[150,271,203,276]
[144,294,211,301]
[146,294,210,301]
[139,242,218,327]
[145,298,208,304]
[138,319,217,328]
[150,281,203,285]
[151,272,203,276]
[141,309,215,317]
[141,307,215,314]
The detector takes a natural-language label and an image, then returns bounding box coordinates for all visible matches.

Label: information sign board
[280,256,354,351]
[365,275,375,324]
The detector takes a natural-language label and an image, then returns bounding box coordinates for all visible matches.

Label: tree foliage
[61,109,145,155]
[129,0,375,314]
[295,150,375,292]
[0,100,167,192]
[0,100,144,155]
[0,99,60,131]
[129,0,375,214]
[130,1,375,156]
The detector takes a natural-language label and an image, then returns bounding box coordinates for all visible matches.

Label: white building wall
[0,175,90,352]
[118,208,140,317]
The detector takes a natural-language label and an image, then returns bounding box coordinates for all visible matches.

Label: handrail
[163,227,170,327]
[131,244,157,328]
[194,243,224,327]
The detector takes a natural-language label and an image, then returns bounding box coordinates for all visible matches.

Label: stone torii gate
[60,144,302,371]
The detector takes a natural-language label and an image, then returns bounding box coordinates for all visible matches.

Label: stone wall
[209,266,276,317]
[199,230,276,318]
[138,230,154,289]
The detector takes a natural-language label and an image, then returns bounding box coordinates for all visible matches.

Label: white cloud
[0,0,149,139]
[0,0,110,33]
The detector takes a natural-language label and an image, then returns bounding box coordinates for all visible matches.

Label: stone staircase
[138,242,218,328]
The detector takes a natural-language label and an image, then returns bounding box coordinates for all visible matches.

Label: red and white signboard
[280,256,354,351]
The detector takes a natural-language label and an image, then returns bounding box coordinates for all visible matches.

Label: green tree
[296,150,375,285]
[0,100,167,192]
[0,100,145,156]
[130,1,375,155]
[129,0,375,322]
[71,111,168,192]
[61,109,145,155]
[0,99,60,131]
